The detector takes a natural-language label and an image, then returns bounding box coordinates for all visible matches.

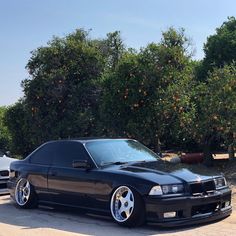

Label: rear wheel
[15,178,37,208]
[110,186,145,227]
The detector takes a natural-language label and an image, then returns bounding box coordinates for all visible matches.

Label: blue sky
[0,0,235,106]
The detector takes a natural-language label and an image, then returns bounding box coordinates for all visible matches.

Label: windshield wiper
[102,161,128,166]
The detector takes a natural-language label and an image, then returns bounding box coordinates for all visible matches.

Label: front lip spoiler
[149,207,232,227]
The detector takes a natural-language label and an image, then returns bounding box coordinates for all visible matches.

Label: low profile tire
[14,178,38,209]
[110,186,145,227]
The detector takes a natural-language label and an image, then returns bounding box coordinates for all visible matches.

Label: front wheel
[110,186,145,227]
[15,178,38,209]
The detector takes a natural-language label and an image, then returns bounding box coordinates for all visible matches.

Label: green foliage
[0,106,11,150]
[199,17,236,80]
[4,29,128,155]
[24,29,103,142]
[101,28,195,151]
[103,31,125,70]
[91,31,125,73]
[192,16,236,159]
[4,102,30,155]
[3,21,236,157]
[5,30,102,154]
[195,65,236,145]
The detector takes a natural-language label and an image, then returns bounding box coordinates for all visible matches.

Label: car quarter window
[52,142,89,168]
[29,143,55,165]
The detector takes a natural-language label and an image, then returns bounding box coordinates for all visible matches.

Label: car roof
[45,138,133,145]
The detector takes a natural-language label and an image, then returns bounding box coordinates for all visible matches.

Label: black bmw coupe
[8,139,232,227]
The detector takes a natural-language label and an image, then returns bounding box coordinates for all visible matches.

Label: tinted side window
[29,143,55,165]
[53,142,88,168]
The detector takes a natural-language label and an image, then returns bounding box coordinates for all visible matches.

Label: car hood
[0,155,15,170]
[119,160,220,185]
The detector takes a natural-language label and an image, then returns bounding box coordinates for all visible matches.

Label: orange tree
[192,64,236,164]
[4,30,125,155]
[101,28,196,152]
[198,16,236,80]
[194,16,236,162]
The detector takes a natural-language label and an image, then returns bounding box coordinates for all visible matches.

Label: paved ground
[0,189,235,236]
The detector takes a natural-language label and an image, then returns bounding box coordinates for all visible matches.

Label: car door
[27,143,55,202]
[47,141,98,208]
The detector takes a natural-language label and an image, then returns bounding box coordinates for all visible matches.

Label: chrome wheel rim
[15,178,31,206]
[110,186,134,222]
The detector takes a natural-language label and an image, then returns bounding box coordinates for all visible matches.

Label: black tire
[14,177,38,209]
[110,185,146,227]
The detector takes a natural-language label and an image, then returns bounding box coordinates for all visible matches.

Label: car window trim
[28,143,54,166]
[83,143,99,169]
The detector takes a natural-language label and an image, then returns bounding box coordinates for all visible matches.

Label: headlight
[149,185,163,195]
[149,184,184,195]
[161,184,184,194]
[214,177,227,189]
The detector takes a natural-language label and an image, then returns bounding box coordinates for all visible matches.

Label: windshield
[85,139,159,166]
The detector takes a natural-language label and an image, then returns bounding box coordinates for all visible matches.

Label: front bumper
[145,188,232,227]
[0,178,9,195]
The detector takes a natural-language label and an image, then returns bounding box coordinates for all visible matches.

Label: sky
[0,0,235,106]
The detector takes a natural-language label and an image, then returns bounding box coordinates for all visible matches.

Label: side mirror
[72,160,91,169]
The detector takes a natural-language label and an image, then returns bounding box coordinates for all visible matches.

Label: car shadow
[0,195,230,236]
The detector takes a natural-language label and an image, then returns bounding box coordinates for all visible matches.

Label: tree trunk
[228,132,235,161]
[154,136,162,157]
[203,142,214,167]
[228,144,235,160]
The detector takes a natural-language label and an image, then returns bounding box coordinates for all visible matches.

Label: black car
[8,139,232,227]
